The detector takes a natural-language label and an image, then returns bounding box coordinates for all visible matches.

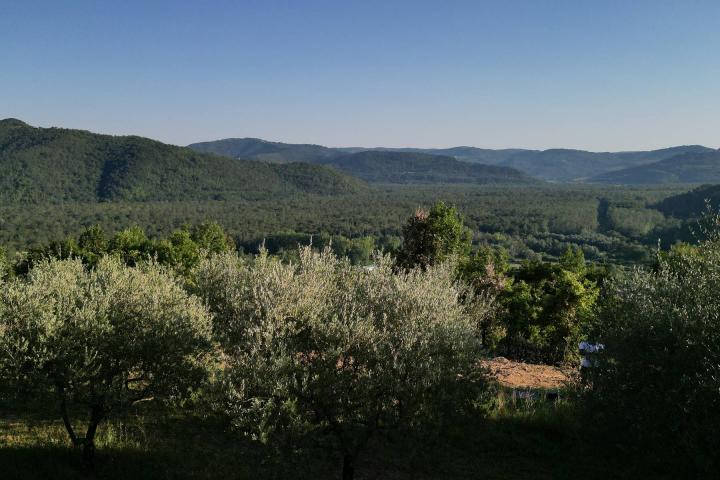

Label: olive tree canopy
[589,233,720,475]
[194,247,488,480]
[0,257,213,463]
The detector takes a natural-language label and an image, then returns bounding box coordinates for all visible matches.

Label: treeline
[4,222,394,277]
[11,223,235,276]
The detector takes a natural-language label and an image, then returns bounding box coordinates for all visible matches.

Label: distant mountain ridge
[189,138,536,185]
[589,151,720,184]
[189,138,340,164]
[314,151,537,185]
[190,137,715,182]
[335,146,528,165]
[0,119,367,203]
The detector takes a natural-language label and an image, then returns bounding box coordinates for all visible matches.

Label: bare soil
[480,356,576,390]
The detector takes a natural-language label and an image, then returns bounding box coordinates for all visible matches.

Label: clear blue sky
[2,0,719,150]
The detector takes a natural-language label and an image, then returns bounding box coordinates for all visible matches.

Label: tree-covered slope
[589,151,720,185]
[336,146,529,165]
[340,146,714,182]
[613,145,714,163]
[316,151,538,185]
[0,119,367,202]
[495,146,712,182]
[191,137,715,183]
[653,183,720,218]
[188,137,341,163]
[499,149,621,182]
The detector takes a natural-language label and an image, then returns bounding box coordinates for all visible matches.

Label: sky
[2,0,720,150]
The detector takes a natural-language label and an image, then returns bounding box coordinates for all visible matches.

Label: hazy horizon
[3,0,720,151]
[6,117,718,153]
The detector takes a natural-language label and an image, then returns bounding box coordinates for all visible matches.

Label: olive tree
[194,247,488,480]
[588,236,720,475]
[0,257,213,464]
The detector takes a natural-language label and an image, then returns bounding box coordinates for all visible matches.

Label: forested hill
[493,146,713,182]
[589,151,720,184]
[0,119,367,202]
[336,146,528,165]
[188,137,341,163]
[315,151,538,185]
[653,183,720,218]
[189,138,537,185]
[189,137,714,182]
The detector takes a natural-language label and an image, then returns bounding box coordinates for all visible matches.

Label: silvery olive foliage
[589,233,720,474]
[194,247,489,479]
[0,257,213,461]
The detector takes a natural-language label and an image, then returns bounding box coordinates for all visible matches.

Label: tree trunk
[82,405,104,468]
[82,440,96,467]
[58,389,80,447]
[342,453,355,480]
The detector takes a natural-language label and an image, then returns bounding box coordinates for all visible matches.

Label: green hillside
[336,146,528,165]
[589,151,720,184]
[316,151,538,184]
[500,149,621,181]
[495,146,711,182]
[189,138,537,184]
[190,137,714,182]
[653,183,720,218]
[188,137,341,163]
[0,119,367,202]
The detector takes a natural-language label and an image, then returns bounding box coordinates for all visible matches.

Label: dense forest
[654,183,720,217]
[0,183,696,266]
[1,119,701,265]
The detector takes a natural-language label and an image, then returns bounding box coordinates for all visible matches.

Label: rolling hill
[190,137,714,182]
[188,137,341,163]
[336,146,528,165]
[589,151,720,185]
[494,146,714,182]
[314,151,537,185]
[0,119,367,203]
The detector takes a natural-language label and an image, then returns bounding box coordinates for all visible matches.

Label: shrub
[458,245,508,349]
[498,248,598,364]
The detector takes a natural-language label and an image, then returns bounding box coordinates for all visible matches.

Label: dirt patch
[480,357,576,390]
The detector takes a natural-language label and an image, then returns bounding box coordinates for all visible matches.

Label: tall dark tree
[396,201,472,270]
[396,208,436,269]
